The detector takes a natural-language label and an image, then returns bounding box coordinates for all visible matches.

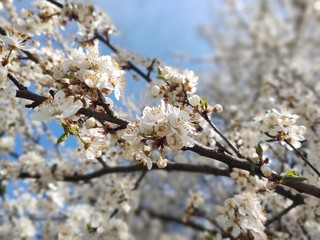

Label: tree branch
[18,162,230,182]
[17,160,304,204]
[12,83,320,200]
[187,142,320,199]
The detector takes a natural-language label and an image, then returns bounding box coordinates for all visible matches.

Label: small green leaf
[69,71,75,79]
[157,67,164,79]
[200,98,208,110]
[280,175,307,184]
[68,125,79,135]
[284,170,297,177]
[86,224,96,233]
[89,6,95,13]
[256,143,263,157]
[57,132,69,144]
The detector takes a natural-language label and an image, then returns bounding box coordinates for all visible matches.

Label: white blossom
[54,43,125,100]
[255,109,306,149]
[32,90,83,121]
[217,192,267,239]
[0,27,31,51]
[123,101,195,168]
[189,94,200,106]
[0,136,14,153]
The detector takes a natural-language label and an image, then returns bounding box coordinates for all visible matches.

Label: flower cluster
[123,101,195,169]
[217,192,267,239]
[230,169,267,191]
[61,1,116,37]
[151,66,198,105]
[255,109,306,149]
[53,43,125,100]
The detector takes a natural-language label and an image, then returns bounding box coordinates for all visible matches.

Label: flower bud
[52,65,65,80]
[85,117,96,129]
[151,85,160,96]
[156,157,168,168]
[189,95,200,107]
[266,181,277,190]
[261,165,272,177]
[213,104,223,113]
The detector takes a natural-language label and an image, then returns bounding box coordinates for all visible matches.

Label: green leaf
[256,143,263,157]
[284,170,297,177]
[157,67,164,79]
[279,170,306,184]
[69,71,75,79]
[89,6,95,13]
[68,125,79,135]
[87,224,96,233]
[280,175,307,184]
[200,98,208,110]
[57,132,69,144]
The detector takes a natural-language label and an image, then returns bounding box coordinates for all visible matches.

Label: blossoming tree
[1,0,320,239]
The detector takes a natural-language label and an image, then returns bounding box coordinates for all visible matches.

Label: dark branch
[46,0,63,8]
[14,86,129,126]
[8,74,28,91]
[187,142,320,199]
[18,162,230,182]
[133,170,148,190]
[96,157,108,169]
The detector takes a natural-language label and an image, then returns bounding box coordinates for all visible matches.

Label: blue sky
[96,0,212,68]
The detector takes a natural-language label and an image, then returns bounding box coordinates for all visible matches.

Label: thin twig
[146,58,157,79]
[95,89,115,117]
[266,200,304,226]
[137,207,216,234]
[96,157,108,169]
[286,141,320,178]
[193,210,235,239]
[133,170,148,190]
[202,113,243,158]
